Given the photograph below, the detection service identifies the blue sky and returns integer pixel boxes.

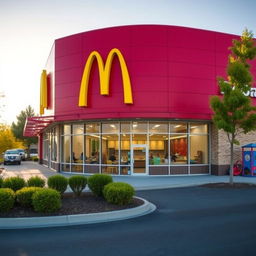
[1,0,256,123]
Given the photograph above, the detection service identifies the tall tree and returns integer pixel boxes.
[210,29,256,185]
[11,105,37,155]
[0,124,23,155]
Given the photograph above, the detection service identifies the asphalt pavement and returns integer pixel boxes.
[1,186,256,256]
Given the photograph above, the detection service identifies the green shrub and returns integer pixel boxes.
[16,187,43,207]
[103,182,135,205]
[0,188,15,212]
[69,175,87,196]
[0,177,3,188]
[3,177,26,191]
[27,176,45,188]
[32,188,61,213]
[88,174,113,197]
[47,175,68,194]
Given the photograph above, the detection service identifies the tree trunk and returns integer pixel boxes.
[229,135,234,185]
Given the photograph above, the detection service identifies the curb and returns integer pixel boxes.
[0,197,156,229]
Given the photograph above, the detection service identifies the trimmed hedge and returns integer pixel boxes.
[32,188,61,213]
[103,182,135,205]
[69,175,87,196]
[27,176,45,188]
[0,188,15,212]
[47,175,68,195]
[88,174,113,197]
[16,187,43,207]
[2,177,26,191]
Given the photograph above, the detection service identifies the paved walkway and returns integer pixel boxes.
[1,161,256,190]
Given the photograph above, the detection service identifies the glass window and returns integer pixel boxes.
[102,123,119,133]
[170,134,188,164]
[149,122,168,133]
[170,123,187,133]
[85,135,100,164]
[73,124,84,135]
[149,134,168,165]
[121,122,131,133]
[72,135,83,163]
[51,129,57,162]
[190,135,208,164]
[132,134,147,144]
[86,123,100,133]
[121,134,130,165]
[62,136,71,163]
[101,134,119,164]
[132,122,147,133]
[63,125,71,135]
[190,123,208,134]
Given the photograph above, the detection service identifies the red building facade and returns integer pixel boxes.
[24,25,256,176]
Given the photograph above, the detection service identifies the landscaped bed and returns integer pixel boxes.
[0,174,142,218]
[0,192,143,218]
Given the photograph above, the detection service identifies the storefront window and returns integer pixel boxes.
[102,123,119,133]
[73,124,84,135]
[86,123,100,133]
[170,123,187,133]
[170,134,188,164]
[72,135,83,163]
[62,135,71,163]
[190,135,208,164]
[63,125,71,135]
[57,121,209,175]
[132,122,147,133]
[101,134,119,164]
[149,122,168,133]
[85,135,100,164]
[121,122,131,133]
[121,134,130,165]
[149,134,168,165]
[190,123,208,134]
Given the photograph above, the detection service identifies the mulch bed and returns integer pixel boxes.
[200,182,256,189]
[0,192,143,218]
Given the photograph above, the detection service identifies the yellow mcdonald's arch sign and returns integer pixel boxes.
[78,48,133,107]
[40,70,48,115]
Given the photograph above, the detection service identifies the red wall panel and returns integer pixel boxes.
[45,25,256,122]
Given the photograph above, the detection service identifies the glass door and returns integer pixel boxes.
[131,144,148,175]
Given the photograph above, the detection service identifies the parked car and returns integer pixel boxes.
[13,148,26,161]
[4,149,21,165]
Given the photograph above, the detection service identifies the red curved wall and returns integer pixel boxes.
[53,25,256,121]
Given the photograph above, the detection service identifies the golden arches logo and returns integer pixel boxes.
[40,70,48,115]
[78,48,133,107]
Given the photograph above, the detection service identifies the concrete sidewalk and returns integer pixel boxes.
[2,161,256,190]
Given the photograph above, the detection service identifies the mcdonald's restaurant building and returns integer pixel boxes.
[24,25,256,176]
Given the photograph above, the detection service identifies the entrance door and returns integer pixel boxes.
[131,144,148,175]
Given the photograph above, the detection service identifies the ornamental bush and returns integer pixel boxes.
[69,175,87,196]
[32,188,61,213]
[47,175,68,195]
[2,177,26,191]
[0,188,15,212]
[103,182,135,205]
[88,174,113,197]
[0,178,3,188]
[27,176,45,188]
[16,187,43,207]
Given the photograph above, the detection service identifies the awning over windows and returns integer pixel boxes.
[23,116,54,137]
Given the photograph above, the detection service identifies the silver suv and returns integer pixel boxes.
[4,150,21,165]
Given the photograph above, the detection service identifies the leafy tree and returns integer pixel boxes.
[210,29,256,185]
[11,105,37,156]
[0,124,23,155]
